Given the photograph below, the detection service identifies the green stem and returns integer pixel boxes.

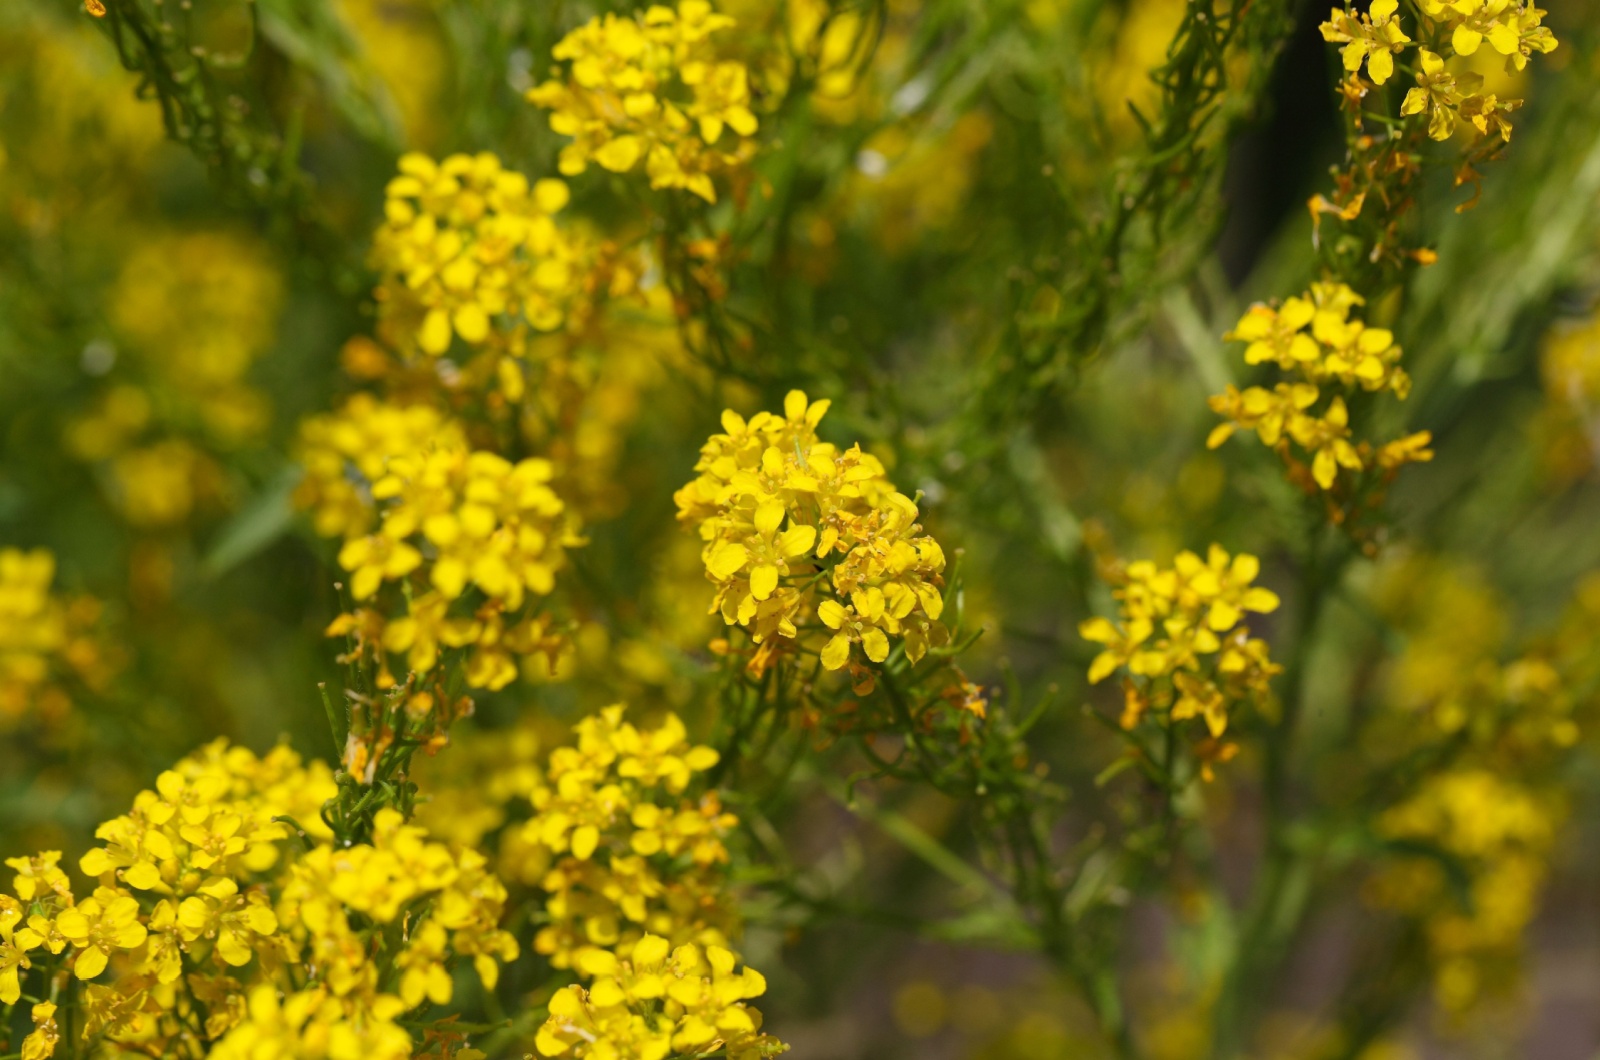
[1210,532,1355,1057]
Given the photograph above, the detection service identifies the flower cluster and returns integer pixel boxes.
[1416,0,1557,72]
[675,391,955,695]
[1321,0,1555,91]
[505,707,784,1060]
[536,936,779,1060]
[297,395,582,693]
[1368,769,1560,1014]
[1311,0,1558,259]
[413,706,784,1060]
[1208,282,1434,491]
[295,393,466,540]
[0,548,115,727]
[372,152,590,358]
[519,706,740,968]
[1320,0,1410,85]
[1304,0,1570,337]
[64,230,283,530]
[527,0,760,203]
[1400,49,1520,143]
[0,740,517,1059]
[105,231,284,446]
[1080,545,1281,775]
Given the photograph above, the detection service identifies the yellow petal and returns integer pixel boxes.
[594,135,644,172]
[634,933,670,967]
[780,524,816,558]
[783,390,808,420]
[74,946,108,981]
[452,303,490,344]
[419,308,452,355]
[706,542,749,580]
[861,627,890,663]
[820,633,852,670]
[1087,651,1120,684]
[1313,448,1338,489]
[1487,21,1517,54]
[1240,587,1277,613]
[754,501,785,538]
[750,564,779,601]
[1367,49,1394,84]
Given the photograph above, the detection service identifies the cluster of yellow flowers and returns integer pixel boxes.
[372,152,591,358]
[1352,552,1592,1015]
[414,706,786,1060]
[1320,0,1556,161]
[1320,0,1412,85]
[675,391,954,695]
[0,548,114,727]
[295,394,464,540]
[536,936,776,1060]
[521,707,739,968]
[0,740,516,1059]
[64,231,283,530]
[527,0,760,203]
[1079,545,1281,774]
[1370,553,1581,752]
[526,710,782,1060]
[1535,313,1600,484]
[1208,282,1435,491]
[1368,769,1560,1014]
[297,394,583,693]
[106,232,284,445]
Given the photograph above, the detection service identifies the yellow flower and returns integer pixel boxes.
[381,591,480,675]
[612,713,720,794]
[1289,396,1365,489]
[818,591,893,669]
[517,707,745,972]
[0,896,44,1005]
[175,885,278,967]
[107,229,283,446]
[55,889,148,980]
[0,548,114,725]
[397,919,454,1008]
[1458,92,1520,142]
[535,937,778,1060]
[338,532,424,600]
[1401,49,1480,141]
[1320,0,1410,85]
[295,395,465,540]
[1375,431,1436,471]
[1206,382,1320,451]
[21,1001,58,1060]
[1226,296,1319,368]
[6,851,71,902]
[208,985,414,1060]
